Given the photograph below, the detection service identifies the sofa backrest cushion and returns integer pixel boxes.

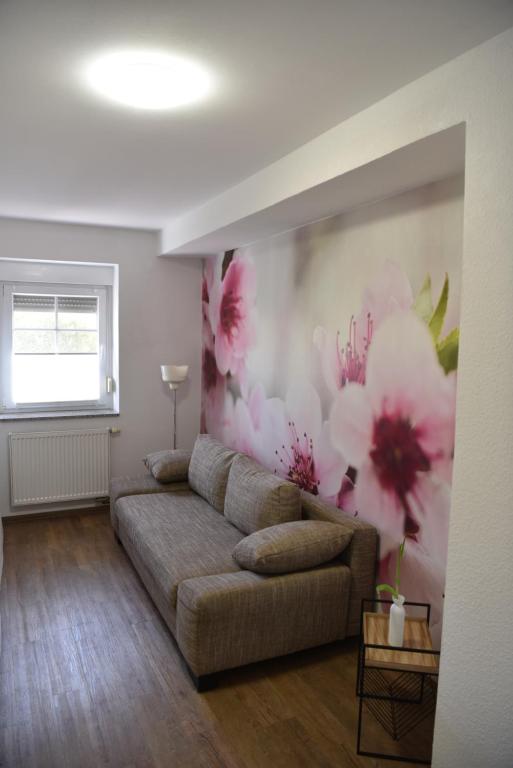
[188,435,237,513]
[224,454,301,534]
[232,520,353,574]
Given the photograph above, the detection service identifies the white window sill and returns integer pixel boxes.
[0,409,120,422]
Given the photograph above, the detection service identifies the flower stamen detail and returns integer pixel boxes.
[275,420,319,495]
[337,313,373,386]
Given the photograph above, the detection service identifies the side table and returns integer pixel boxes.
[356,599,440,764]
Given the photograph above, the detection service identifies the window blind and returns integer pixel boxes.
[57,296,98,313]
[13,294,98,313]
[13,294,55,311]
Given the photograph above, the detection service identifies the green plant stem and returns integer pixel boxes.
[376,538,407,601]
[395,537,406,594]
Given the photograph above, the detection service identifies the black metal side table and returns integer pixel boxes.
[356,599,440,764]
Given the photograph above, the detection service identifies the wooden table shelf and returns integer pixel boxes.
[363,612,440,674]
[356,599,440,765]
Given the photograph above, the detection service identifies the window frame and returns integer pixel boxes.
[0,280,115,415]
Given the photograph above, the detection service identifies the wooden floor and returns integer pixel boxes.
[0,511,429,768]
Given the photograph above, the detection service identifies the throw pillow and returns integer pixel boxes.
[143,448,192,483]
[233,520,352,574]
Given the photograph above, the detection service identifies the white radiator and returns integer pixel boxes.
[9,428,111,506]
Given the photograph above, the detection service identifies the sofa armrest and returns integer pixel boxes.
[300,491,378,635]
[176,565,350,676]
[109,474,190,532]
[110,473,190,505]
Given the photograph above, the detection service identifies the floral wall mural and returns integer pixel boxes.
[201,176,463,646]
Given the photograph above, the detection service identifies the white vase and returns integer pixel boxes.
[388,595,405,647]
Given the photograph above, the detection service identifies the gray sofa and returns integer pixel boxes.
[110,435,377,689]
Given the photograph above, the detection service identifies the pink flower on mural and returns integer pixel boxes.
[335,472,358,516]
[209,252,257,376]
[262,383,347,497]
[314,314,372,394]
[233,382,266,461]
[202,258,217,327]
[204,388,236,447]
[201,324,227,432]
[356,259,413,333]
[330,312,455,556]
[314,260,413,395]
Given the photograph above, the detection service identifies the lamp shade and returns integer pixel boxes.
[160,364,189,386]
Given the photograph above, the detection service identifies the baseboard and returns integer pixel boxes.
[2,504,109,523]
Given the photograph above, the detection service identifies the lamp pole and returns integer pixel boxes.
[160,365,189,451]
[172,386,177,450]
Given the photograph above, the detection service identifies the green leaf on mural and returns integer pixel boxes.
[413,274,433,323]
[428,273,449,342]
[437,327,459,373]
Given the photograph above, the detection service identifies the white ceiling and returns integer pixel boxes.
[1,0,512,231]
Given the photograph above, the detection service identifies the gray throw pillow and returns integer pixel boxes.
[224,454,301,535]
[233,520,352,574]
[143,449,192,483]
[188,434,238,513]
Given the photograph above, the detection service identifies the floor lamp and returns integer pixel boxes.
[160,364,189,449]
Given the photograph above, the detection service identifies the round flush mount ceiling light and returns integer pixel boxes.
[83,49,213,111]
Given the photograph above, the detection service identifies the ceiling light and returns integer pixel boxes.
[83,50,212,111]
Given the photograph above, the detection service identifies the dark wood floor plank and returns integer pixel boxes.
[0,511,426,767]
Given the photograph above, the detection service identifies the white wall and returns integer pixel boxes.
[0,217,202,517]
[162,28,513,768]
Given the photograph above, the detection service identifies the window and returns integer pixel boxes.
[0,262,117,416]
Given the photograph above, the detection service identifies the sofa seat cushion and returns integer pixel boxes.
[224,454,301,535]
[233,520,353,574]
[176,564,351,676]
[116,491,245,609]
[188,435,237,513]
